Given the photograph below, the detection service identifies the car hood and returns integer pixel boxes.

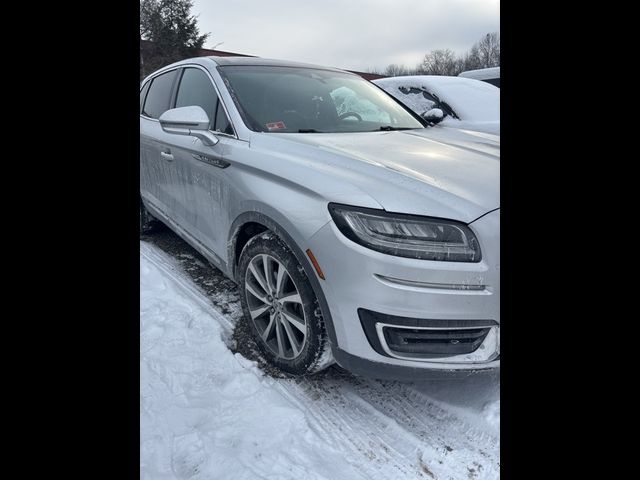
[249,128,499,223]
[440,118,500,135]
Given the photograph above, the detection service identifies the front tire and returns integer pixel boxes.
[238,231,332,375]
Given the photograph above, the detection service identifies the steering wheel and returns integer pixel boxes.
[278,110,309,130]
[339,112,363,122]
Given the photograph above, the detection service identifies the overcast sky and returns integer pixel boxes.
[191,0,499,72]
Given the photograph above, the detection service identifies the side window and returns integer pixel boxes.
[142,70,178,119]
[175,68,218,129]
[139,81,150,113]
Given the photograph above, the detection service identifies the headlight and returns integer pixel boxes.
[328,203,481,262]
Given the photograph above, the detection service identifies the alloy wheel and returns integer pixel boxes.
[244,254,307,359]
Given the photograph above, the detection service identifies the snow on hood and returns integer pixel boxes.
[374,75,499,124]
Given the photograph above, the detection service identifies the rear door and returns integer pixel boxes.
[140,68,182,221]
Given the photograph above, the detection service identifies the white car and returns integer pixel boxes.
[374,75,500,135]
[459,66,500,87]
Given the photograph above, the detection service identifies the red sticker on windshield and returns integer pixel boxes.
[266,121,286,131]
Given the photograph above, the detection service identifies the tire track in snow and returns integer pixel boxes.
[275,379,426,480]
[141,238,499,479]
[342,379,499,477]
[279,374,498,479]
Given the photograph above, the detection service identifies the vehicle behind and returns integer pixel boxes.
[458,66,500,87]
[374,75,500,135]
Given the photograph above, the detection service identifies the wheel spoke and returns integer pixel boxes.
[262,313,276,341]
[279,292,302,305]
[248,261,269,295]
[275,265,287,296]
[262,254,275,293]
[281,310,306,334]
[275,317,285,357]
[281,316,301,356]
[246,282,269,304]
[249,304,270,320]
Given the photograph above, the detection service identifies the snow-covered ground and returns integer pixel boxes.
[141,238,500,479]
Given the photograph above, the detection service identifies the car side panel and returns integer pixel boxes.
[221,140,331,262]
[140,118,179,217]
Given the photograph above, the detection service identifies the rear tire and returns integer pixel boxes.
[238,231,333,375]
[140,197,160,235]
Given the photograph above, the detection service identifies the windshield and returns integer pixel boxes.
[218,66,425,133]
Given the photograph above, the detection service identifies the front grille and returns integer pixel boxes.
[382,326,490,355]
[358,308,498,360]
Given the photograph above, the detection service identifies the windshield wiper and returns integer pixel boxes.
[298,129,324,133]
[377,126,415,131]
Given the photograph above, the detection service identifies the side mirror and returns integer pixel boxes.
[421,108,445,124]
[159,106,219,146]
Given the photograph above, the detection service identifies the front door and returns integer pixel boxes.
[168,67,237,261]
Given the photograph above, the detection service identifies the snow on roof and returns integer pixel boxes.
[458,67,500,80]
[374,75,499,123]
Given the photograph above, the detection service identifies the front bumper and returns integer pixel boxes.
[307,208,500,376]
[333,348,500,381]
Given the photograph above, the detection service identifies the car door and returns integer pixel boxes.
[167,66,236,261]
[140,68,184,221]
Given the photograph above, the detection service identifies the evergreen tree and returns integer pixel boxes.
[140,0,210,80]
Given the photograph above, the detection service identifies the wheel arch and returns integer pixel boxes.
[228,210,339,349]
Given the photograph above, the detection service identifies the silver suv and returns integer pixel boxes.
[140,56,500,378]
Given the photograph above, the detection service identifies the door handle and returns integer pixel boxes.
[160,149,174,162]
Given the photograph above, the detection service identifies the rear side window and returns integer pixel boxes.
[142,70,178,119]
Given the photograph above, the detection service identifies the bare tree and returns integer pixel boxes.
[474,32,500,68]
[418,49,460,76]
[461,45,483,71]
[366,31,500,77]
[384,63,410,77]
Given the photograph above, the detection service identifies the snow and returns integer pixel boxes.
[141,246,358,479]
[141,241,500,479]
[374,76,500,135]
[459,67,500,81]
